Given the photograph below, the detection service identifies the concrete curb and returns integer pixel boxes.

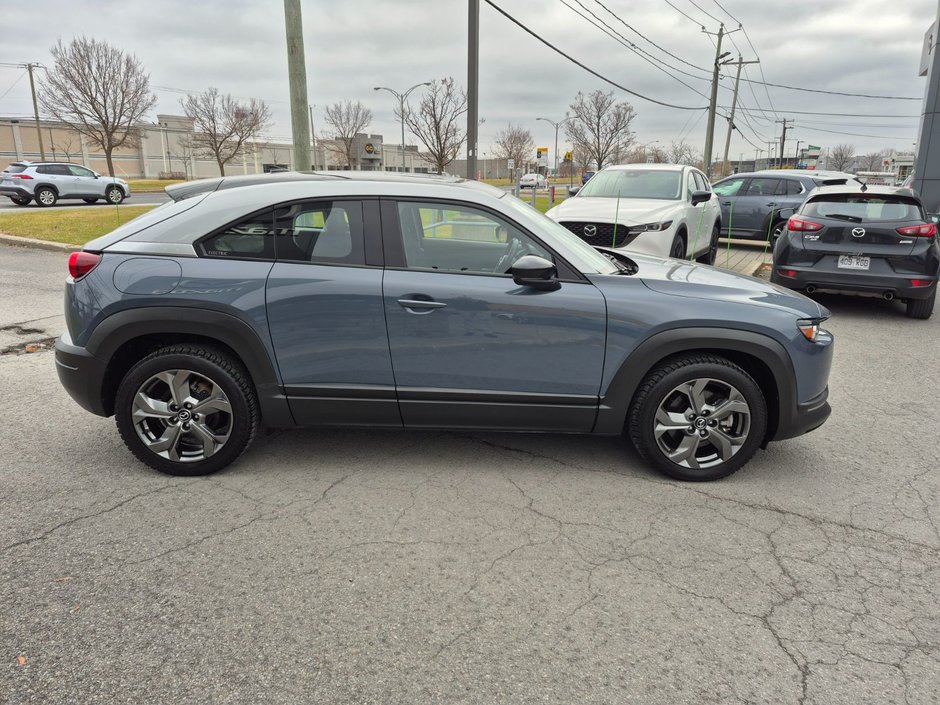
[0,233,80,253]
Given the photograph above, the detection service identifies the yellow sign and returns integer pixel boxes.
[564,151,573,162]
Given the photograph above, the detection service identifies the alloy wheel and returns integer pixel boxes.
[653,378,751,469]
[131,369,233,462]
[107,188,122,203]
[38,190,55,205]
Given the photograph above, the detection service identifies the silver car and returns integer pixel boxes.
[0,161,130,207]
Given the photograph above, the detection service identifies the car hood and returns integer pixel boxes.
[626,252,828,319]
[547,196,679,224]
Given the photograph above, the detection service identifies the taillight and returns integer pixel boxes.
[778,269,797,278]
[9,173,33,180]
[787,217,823,232]
[68,251,101,279]
[896,223,937,237]
[911,279,933,287]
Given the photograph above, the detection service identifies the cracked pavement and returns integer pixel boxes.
[1,244,938,704]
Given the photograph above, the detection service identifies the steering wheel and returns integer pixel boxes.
[494,235,525,274]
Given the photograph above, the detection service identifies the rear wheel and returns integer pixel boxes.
[906,288,936,319]
[115,345,259,476]
[770,221,786,248]
[669,233,686,259]
[10,195,30,206]
[628,354,768,481]
[105,186,124,204]
[696,222,720,265]
[35,187,57,207]
[82,197,98,204]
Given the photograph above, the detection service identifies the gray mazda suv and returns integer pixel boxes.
[54,172,834,481]
[1,161,130,206]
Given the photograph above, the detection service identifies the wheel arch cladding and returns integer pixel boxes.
[88,307,294,427]
[594,327,791,444]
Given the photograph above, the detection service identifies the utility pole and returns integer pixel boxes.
[308,105,318,170]
[283,0,311,170]
[776,118,793,169]
[702,24,740,176]
[24,63,45,161]
[720,56,759,178]
[467,0,480,179]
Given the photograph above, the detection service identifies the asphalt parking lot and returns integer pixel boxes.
[2,243,938,704]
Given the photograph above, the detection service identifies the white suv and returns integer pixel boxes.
[546,164,721,263]
[1,161,130,207]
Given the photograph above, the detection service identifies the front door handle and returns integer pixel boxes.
[722,201,732,206]
[397,298,447,314]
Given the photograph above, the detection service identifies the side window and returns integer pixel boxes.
[686,171,696,199]
[36,165,55,175]
[713,177,746,196]
[785,179,803,196]
[743,178,781,197]
[273,201,364,265]
[396,201,552,276]
[68,165,95,178]
[199,209,275,260]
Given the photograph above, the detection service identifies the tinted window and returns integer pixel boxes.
[804,195,924,222]
[742,178,781,197]
[199,209,275,260]
[783,179,803,196]
[273,201,364,265]
[579,169,682,199]
[68,165,95,177]
[397,201,551,276]
[4,164,27,173]
[712,177,746,196]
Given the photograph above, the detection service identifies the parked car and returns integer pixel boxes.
[546,164,722,263]
[772,183,938,319]
[712,170,858,245]
[0,161,130,207]
[582,171,596,185]
[519,172,547,189]
[55,172,833,482]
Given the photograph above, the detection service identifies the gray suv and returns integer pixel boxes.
[1,161,130,207]
[54,172,834,482]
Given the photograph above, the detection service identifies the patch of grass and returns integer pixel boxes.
[127,179,185,191]
[0,206,157,245]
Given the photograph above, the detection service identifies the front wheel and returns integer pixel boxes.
[906,288,936,319]
[696,223,720,265]
[114,345,259,476]
[628,354,768,481]
[105,186,124,204]
[669,234,685,259]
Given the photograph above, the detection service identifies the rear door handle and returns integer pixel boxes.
[397,298,447,314]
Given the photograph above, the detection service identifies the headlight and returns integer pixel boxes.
[633,220,673,232]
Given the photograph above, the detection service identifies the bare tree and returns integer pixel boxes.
[828,143,856,172]
[492,123,535,174]
[564,90,636,170]
[858,150,887,172]
[624,143,668,164]
[181,88,271,175]
[323,100,372,169]
[170,134,196,179]
[49,130,81,163]
[39,37,156,176]
[399,77,467,174]
[668,139,699,166]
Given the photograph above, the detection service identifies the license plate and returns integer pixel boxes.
[1,179,10,185]
[838,255,870,270]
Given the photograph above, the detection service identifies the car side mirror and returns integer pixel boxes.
[568,186,580,196]
[511,255,560,291]
[93,172,99,179]
[690,190,711,206]
[929,213,940,225]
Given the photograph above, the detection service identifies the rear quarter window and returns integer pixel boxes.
[4,164,27,173]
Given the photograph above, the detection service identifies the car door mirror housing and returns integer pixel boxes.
[691,190,711,206]
[568,186,580,196]
[511,255,560,291]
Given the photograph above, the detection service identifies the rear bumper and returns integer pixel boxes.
[0,186,31,199]
[55,334,109,417]
[772,386,831,442]
[772,267,937,300]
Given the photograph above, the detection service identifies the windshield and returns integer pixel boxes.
[578,169,682,200]
[499,193,619,274]
[804,195,923,222]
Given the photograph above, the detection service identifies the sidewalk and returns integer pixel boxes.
[717,239,772,277]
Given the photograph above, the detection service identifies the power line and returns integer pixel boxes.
[663,0,704,27]
[483,0,706,110]
[686,0,723,25]
[802,125,916,140]
[0,70,26,102]
[559,0,710,96]
[734,106,919,119]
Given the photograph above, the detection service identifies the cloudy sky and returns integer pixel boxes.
[1,0,934,163]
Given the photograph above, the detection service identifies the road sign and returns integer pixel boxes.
[564,151,573,162]
[536,147,548,167]
[507,158,515,170]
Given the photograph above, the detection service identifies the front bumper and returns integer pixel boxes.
[771,267,937,300]
[772,386,831,442]
[55,334,109,417]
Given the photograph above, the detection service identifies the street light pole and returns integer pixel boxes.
[374,82,431,173]
[536,115,571,179]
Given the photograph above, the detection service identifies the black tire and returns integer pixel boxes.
[34,186,57,207]
[770,221,786,249]
[115,345,259,476]
[906,288,936,319]
[82,198,98,204]
[627,354,768,481]
[10,195,31,206]
[105,186,124,204]
[669,232,686,259]
[696,222,720,265]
